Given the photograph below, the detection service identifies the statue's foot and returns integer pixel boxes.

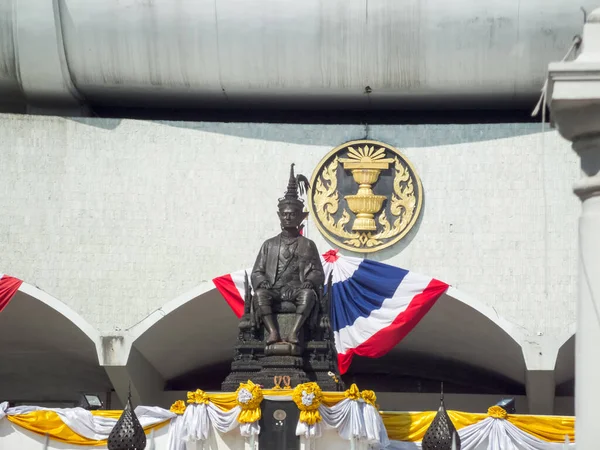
[266,332,281,345]
[287,334,300,345]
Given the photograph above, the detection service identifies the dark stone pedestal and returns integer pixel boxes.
[221,273,343,392]
[259,400,300,450]
[221,338,341,391]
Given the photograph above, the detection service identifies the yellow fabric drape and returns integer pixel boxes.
[508,414,575,443]
[201,389,348,411]
[380,410,575,443]
[7,410,168,446]
[4,394,576,446]
[381,410,481,442]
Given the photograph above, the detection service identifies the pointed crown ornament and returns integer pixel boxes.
[422,384,461,450]
[278,163,310,211]
[107,389,146,450]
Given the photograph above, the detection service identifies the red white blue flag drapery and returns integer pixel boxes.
[212,250,448,374]
[0,274,23,313]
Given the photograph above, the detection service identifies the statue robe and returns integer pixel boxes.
[250,234,324,330]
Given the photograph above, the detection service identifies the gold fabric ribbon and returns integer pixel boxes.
[6,410,168,447]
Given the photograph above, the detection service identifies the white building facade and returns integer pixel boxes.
[0,115,578,415]
[0,0,591,420]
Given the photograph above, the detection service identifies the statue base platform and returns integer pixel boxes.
[265,342,302,356]
[222,338,342,391]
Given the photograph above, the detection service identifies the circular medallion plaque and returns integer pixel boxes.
[273,409,287,421]
[308,140,423,253]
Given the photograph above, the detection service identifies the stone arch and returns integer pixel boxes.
[127,276,529,398]
[0,282,110,406]
[346,286,528,400]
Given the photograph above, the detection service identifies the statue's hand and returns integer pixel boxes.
[301,281,314,290]
[258,280,272,290]
[281,286,295,301]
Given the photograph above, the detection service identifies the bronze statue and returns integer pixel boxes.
[221,163,342,391]
[251,164,325,348]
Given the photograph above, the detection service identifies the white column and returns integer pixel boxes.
[548,9,600,448]
[573,136,600,444]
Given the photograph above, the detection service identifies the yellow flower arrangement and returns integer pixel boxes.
[235,380,264,423]
[187,388,210,405]
[170,400,187,415]
[360,389,377,407]
[292,382,324,425]
[344,383,361,401]
[487,405,508,420]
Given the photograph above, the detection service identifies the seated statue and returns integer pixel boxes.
[222,164,341,391]
[250,164,325,350]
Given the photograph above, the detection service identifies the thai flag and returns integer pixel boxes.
[0,274,23,313]
[212,250,448,374]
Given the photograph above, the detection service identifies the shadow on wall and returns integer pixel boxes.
[66,116,543,148]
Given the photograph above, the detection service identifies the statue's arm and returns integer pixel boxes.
[251,242,269,289]
[305,241,325,287]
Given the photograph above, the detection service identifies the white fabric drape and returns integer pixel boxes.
[0,403,175,442]
[386,417,575,450]
[0,402,7,421]
[179,403,253,443]
[294,398,389,448]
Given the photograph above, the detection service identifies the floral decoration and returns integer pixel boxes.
[344,383,361,401]
[488,405,508,420]
[235,380,263,423]
[169,400,187,415]
[292,382,324,425]
[187,388,210,405]
[361,389,377,407]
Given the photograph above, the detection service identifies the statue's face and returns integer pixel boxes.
[278,205,305,229]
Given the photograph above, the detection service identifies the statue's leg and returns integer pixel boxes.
[288,289,316,344]
[255,289,280,345]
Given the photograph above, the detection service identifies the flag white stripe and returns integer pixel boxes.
[333,271,432,353]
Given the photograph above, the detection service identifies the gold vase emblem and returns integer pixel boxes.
[339,146,395,231]
[308,140,423,253]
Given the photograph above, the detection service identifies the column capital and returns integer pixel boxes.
[548,10,600,142]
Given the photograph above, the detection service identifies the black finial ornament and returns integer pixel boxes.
[278,163,310,210]
[107,389,146,450]
[422,383,461,450]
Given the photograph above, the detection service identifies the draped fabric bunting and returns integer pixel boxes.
[1,398,575,449]
[0,402,173,446]
[0,273,22,312]
[212,249,449,374]
[385,414,575,449]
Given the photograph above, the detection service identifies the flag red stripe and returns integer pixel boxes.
[0,275,23,313]
[336,278,448,374]
[212,275,245,318]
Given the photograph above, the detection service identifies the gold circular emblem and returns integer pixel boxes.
[308,140,423,253]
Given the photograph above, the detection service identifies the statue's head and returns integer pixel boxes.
[277,164,310,230]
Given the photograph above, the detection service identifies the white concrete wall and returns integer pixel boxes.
[0,113,578,340]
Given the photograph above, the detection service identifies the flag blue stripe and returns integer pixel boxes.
[330,259,409,332]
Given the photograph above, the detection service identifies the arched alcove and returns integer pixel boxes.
[0,283,111,406]
[130,278,527,402]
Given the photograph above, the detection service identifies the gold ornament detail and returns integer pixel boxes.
[310,140,422,253]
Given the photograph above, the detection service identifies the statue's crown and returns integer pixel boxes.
[278,163,309,210]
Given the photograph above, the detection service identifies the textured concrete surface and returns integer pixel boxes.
[0,114,578,341]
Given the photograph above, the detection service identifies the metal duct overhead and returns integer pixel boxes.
[0,0,591,113]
